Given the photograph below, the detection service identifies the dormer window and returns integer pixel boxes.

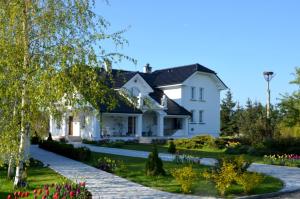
[191,87,196,100]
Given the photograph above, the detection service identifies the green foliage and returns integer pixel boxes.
[47,133,53,142]
[221,90,238,136]
[171,166,198,193]
[145,146,165,176]
[94,156,126,173]
[203,160,237,196]
[174,135,215,149]
[167,140,177,154]
[0,0,133,182]
[39,141,91,161]
[236,173,264,193]
[204,156,253,196]
[278,67,300,128]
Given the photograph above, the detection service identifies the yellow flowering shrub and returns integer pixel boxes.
[171,165,198,193]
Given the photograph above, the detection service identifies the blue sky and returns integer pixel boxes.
[95,0,300,105]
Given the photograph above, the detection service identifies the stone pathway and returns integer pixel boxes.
[30,145,215,199]
[74,143,300,194]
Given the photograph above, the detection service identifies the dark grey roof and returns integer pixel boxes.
[149,63,216,87]
[91,63,224,115]
[149,89,191,116]
[98,95,142,114]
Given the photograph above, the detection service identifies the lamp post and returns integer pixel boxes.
[263,71,274,119]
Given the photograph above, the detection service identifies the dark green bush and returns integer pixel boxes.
[39,140,91,161]
[145,146,165,176]
[167,140,176,154]
[47,132,53,142]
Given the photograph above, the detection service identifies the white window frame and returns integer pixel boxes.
[191,87,196,100]
[199,110,204,123]
[199,87,204,101]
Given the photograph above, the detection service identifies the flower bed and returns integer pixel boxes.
[263,154,300,167]
[6,182,91,199]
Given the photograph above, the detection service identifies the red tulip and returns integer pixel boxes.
[42,195,47,199]
[7,194,11,199]
[45,189,49,196]
[69,191,75,198]
[25,192,30,197]
[33,189,37,194]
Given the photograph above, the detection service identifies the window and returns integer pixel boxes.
[56,119,61,129]
[199,110,204,123]
[190,110,195,123]
[191,87,196,100]
[199,87,204,101]
[80,115,86,129]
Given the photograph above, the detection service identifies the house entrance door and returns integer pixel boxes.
[68,116,73,135]
[128,116,136,136]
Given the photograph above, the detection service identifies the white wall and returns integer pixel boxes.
[160,85,182,105]
[181,72,221,137]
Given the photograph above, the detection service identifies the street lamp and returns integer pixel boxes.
[263,71,274,119]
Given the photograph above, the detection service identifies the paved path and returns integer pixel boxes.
[30,145,215,199]
[74,143,300,194]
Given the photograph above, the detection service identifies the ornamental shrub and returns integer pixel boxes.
[167,140,176,154]
[145,146,165,176]
[236,172,264,193]
[203,160,237,196]
[171,166,198,193]
[173,135,216,149]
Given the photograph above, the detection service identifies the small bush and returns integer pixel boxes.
[236,172,264,193]
[47,132,53,142]
[167,140,176,154]
[145,146,165,176]
[94,157,126,173]
[203,160,237,196]
[204,156,253,196]
[171,166,198,193]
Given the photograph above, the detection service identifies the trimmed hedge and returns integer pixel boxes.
[39,141,91,161]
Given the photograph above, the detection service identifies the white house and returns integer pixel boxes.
[49,63,227,141]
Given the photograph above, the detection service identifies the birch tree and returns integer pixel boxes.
[0,0,131,187]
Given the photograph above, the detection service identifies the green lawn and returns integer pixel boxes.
[88,141,263,162]
[0,165,66,199]
[83,151,283,197]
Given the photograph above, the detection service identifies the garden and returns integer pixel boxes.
[38,139,283,197]
[0,159,90,199]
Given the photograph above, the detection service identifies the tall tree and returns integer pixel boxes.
[220,90,237,136]
[278,67,300,135]
[0,0,131,187]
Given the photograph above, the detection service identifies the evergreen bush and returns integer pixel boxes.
[145,146,165,176]
[167,140,176,154]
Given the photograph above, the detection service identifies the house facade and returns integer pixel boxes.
[49,63,227,141]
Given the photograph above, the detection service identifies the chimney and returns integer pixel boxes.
[103,59,112,72]
[143,63,152,73]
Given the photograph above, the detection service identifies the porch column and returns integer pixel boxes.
[62,113,67,137]
[157,113,164,137]
[92,114,100,140]
[183,117,189,136]
[136,114,142,137]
